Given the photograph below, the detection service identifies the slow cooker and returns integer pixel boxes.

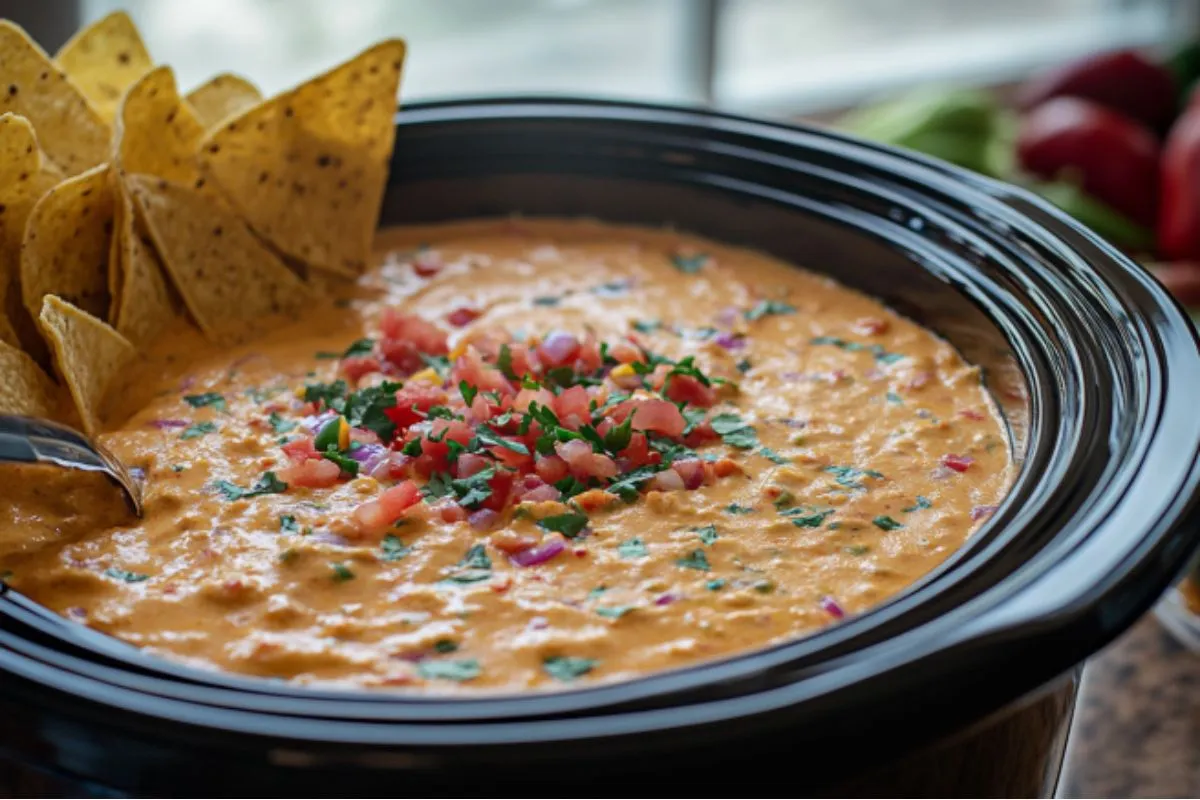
[2,98,1199,797]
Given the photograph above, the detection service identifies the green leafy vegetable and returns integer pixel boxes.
[343,381,402,442]
[759,447,789,465]
[532,295,561,306]
[279,514,300,533]
[596,605,634,619]
[618,537,648,558]
[824,465,884,490]
[183,392,226,412]
[886,391,903,405]
[744,300,796,321]
[538,511,590,538]
[381,534,412,562]
[706,578,727,591]
[725,503,754,515]
[180,421,217,440]
[460,544,492,570]
[419,659,481,682]
[342,338,375,358]
[873,515,904,531]
[608,465,661,502]
[496,344,518,380]
[693,524,718,545]
[671,253,708,274]
[268,412,297,434]
[215,471,288,501]
[433,639,458,653]
[632,319,661,334]
[710,412,758,449]
[459,380,478,407]
[419,353,452,379]
[676,549,711,571]
[104,567,149,583]
[303,380,349,412]
[450,467,496,508]
[543,655,598,682]
[475,427,529,455]
[903,496,933,512]
[603,414,634,452]
[779,506,833,528]
[736,358,752,374]
[330,562,355,582]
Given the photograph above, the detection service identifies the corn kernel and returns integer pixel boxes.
[611,363,635,379]
[337,417,350,450]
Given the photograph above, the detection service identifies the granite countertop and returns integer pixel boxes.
[1060,614,1200,797]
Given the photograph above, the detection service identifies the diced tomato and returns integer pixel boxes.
[535,455,570,483]
[556,439,619,480]
[852,317,889,336]
[380,309,449,354]
[341,355,381,382]
[378,339,425,376]
[447,307,482,327]
[630,399,686,438]
[712,457,741,477]
[517,477,560,503]
[491,530,538,555]
[574,489,617,511]
[943,453,974,473]
[384,385,447,433]
[683,420,720,448]
[618,432,655,468]
[480,468,516,512]
[456,452,491,478]
[278,458,341,488]
[508,344,537,379]
[451,347,514,396]
[514,386,556,412]
[608,340,641,363]
[281,436,319,464]
[664,374,716,408]
[958,409,985,421]
[489,444,534,472]
[554,386,590,427]
[352,481,420,535]
[537,331,581,368]
[574,332,602,374]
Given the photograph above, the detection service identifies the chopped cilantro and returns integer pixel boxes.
[618,537,648,559]
[693,524,718,545]
[401,438,423,457]
[377,533,411,563]
[440,572,492,585]
[330,562,355,582]
[104,568,149,583]
[603,414,634,452]
[418,659,481,682]
[215,471,288,501]
[873,515,904,531]
[279,514,300,533]
[706,578,727,590]
[268,412,296,434]
[450,467,496,508]
[596,606,634,619]
[342,338,375,358]
[592,280,630,297]
[532,295,561,306]
[665,355,711,388]
[759,447,789,465]
[710,412,758,449]
[725,503,754,515]
[903,496,933,512]
[844,544,871,556]
[554,476,587,498]
[343,381,402,441]
[459,544,492,571]
[681,407,706,436]
[475,427,529,455]
[778,506,833,528]
[244,385,283,403]
[183,392,226,412]
[744,300,796,321]
[543,655,597,681]
[459,380,478,407]
[671,253,708,274]
[825,465,884,490]
[810,336,904,364]
[425,405,459,420]
[180,421,216,440]
[496,344,518,380]
[433,639,458,654]
[886,391,903,405]
[608,465,661,502]
[421,472,453,501]
[419,353,452,379]
[538,511,589,538]
[586,585,608,600]
[303,380,349,412]
[632,319,661,334]
[676,549,711,571]
[170,464,186,473]
[736,358,752,374]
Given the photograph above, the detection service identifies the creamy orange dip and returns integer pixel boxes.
[0,219,1012,693]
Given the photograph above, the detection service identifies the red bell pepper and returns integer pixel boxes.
[1016,98,1159,228]
[1158,105,1200,260]
[1017,49,1177,133]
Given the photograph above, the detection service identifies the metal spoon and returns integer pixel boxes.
[0,415,143,517]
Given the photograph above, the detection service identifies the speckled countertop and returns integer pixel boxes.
[1060,614,1200,797]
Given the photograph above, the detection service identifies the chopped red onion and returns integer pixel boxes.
[302,410,337,433]
[655,592,680,606]
[148,419,190,430]
[509,536,566,567]
[970,505,998,521]
[715,306,739,327]
[820,595,846,619]
[713,332,746,350]
[468,509,499,531]
[520,484,561,503]
[348,443,386,469]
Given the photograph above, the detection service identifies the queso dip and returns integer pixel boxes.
[0,219,1013,692]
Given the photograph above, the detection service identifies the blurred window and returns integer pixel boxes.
[78,0,1193,115]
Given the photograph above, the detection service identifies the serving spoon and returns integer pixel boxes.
[0,415,144,517]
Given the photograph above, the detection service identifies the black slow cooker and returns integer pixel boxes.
[3,99,1199,797]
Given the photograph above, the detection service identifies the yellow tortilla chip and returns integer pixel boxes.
[0,114,61,354]
[114,66,205,188]
[186,73,262,131]
[54,11,153,123]
[199,39,406,276]
[126,173,310,343]
[0,338,56,417]
[105,170,125,322]
[0,21,109,176]
[37,295,134,435]
[112,183,180,346]
[21,163,114,322]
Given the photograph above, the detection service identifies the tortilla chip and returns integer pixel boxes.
[114,66,205,188]
[37,295,134,435]
[112,183,180,346]
[198,39,406,276]
[20,163,114,322]
[126,174,310,343]
[54,11,153,123]
[105,170,125,322]
[0,338,56,417]
[186,73,262,131]
[0,21,109,176]
[0,114,61,354]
